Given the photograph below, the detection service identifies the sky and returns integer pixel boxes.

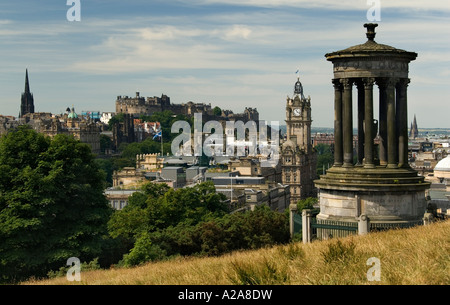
[0,0,449,128]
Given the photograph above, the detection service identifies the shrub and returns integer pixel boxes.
[121,232,167,267]
[321,240,357,264]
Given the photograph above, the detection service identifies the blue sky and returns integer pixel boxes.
[0,0,449,128]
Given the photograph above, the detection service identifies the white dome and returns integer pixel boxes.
[434,155,450,172]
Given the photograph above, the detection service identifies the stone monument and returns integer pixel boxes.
[314,23,430,225]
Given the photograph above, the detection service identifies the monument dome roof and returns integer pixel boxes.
[434,155,450,172]
[325,23,417,61]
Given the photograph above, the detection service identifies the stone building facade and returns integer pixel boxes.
[20,108,102,154]
[281,77,318,204]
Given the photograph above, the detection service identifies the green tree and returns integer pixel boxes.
[148,205,290,260]
[99,134,112,153]
[107,112,125,130]
[213,106,222,117]
[120,231,167,267]
[95,158,114,186]
[297,197,318,211]
[0,126,113,283]
[316,144,334,177]
[107,183,171,244]
[107,182,228,246]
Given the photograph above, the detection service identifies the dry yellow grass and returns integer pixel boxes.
[23,220,450,285]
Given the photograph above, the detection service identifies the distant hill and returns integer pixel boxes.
[279,125,334,136]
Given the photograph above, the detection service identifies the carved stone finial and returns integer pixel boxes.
[364,23,378,41]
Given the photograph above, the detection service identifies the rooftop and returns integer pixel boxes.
[325,23,417,61]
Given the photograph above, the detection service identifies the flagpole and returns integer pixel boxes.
[161,129,163,156]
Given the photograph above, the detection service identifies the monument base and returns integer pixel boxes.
[314,166,430,225]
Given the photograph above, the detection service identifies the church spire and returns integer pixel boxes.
[20,69,35,118]
[25,68,30,93]
[410,114,419,139]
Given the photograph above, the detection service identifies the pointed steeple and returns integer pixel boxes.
[20,69,35,118]
[410,114,419,139]
[25,69,30,93]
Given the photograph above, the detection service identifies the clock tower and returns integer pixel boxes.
[281,77,317,204]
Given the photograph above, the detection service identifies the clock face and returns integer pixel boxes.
[293,108,301,116]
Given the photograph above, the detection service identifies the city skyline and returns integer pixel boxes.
[0,1,449,128]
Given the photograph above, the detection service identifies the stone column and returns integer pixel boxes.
[356,81,365,166]
[377,79,388,166]
[364,78,375,168]
[386,78,398,168]
[302,209,312,244]
[341,78,353,168]
[358,214,370,235]
[333,79,343,167]
[396,78,410,168]
[289,203,298,239]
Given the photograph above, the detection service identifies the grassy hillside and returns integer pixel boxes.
[24,220,449,285]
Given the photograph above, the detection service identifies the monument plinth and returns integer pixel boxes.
[315,24,430,225]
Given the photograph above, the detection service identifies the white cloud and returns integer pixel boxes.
[224,25,252,40]
[0,2,449,128]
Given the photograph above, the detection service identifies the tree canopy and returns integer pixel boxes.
[0,126,113,283]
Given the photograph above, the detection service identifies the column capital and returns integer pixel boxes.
[386,78,398,89]
[397,78,411,88]
[332,79,343,90]
[376,77,399,89]
[340,78,353,89]
[363,77,375,89]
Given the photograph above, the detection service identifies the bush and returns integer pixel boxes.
[121,231,167,267]
[136,205,290,262]
[47,258,101,279]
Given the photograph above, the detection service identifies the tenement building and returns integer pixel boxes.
[315,23,430,226]
[20,107,102,154]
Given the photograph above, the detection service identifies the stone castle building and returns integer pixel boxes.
[113,91,260,149]
[281,77,318,204]
[115,92,259,123]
